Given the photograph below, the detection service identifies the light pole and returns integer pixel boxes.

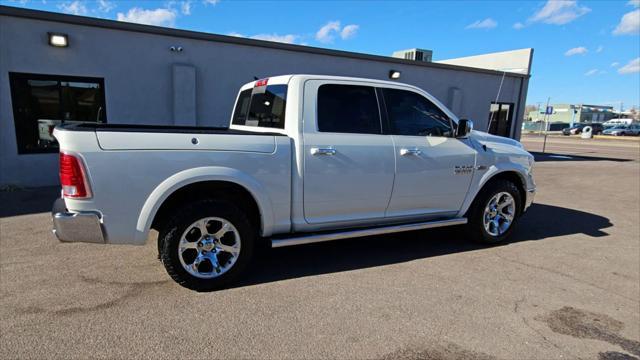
[542,97,551,153]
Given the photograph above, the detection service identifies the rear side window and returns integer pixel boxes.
[232,85,287,129]
[317,84,381,134]
[382,88,453,137]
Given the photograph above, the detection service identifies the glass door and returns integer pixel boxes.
[488,102,514,137]
[9,73,107,154]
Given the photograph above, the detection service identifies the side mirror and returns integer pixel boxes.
[457,119,473,138]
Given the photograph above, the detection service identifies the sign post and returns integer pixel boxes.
[542,98,551,153]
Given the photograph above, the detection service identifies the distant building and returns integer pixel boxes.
[527,104,617,124]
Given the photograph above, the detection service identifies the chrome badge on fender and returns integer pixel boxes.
[454,165,474,175]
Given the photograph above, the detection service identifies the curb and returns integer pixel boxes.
[522,134,640,142]
[593,135,640,141]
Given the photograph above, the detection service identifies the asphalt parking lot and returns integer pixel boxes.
[1,136,639,359]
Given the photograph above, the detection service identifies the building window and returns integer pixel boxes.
[488,102,513,137]
[9,72,107,154]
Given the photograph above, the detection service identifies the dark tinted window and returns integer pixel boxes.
[232,85,287,129]
[383,88,453,137]
[317,84,381,134]
[9,73,106,154]
[232,89,251,125]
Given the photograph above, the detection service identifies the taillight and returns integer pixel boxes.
[59,153,91,198]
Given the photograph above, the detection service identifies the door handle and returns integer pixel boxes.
[310,147,336,156]
[400,148,421,156]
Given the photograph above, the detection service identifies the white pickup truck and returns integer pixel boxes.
[52,75,535,291]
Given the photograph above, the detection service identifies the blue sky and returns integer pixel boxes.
[4,0,640,109]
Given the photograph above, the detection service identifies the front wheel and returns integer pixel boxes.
[466,180,522,244]
[158,199,256,291]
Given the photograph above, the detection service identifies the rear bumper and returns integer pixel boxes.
[52,198,105,244]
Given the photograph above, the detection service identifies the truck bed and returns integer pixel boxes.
[58,123,285,152]
[53,122,293,244]
[59,123,286,136]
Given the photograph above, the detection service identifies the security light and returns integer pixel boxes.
[389,70,401,80]
[48,33,68,47]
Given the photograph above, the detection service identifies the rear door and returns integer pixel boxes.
[381,87,477,218]
[302,80,395,224]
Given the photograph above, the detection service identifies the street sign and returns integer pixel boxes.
[545,106,554,115]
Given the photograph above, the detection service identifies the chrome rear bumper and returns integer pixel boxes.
[52,198,105,244]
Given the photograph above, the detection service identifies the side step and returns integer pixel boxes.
[271,217,467,248]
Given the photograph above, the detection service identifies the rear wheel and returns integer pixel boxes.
[466,179,521,244]
[159,199,256,291]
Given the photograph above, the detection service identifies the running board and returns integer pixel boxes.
[271,218,467,248]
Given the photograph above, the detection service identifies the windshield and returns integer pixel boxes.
[232,85,287,129]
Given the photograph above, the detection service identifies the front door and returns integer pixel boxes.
[302,81,395,224]
[381,88,477,218]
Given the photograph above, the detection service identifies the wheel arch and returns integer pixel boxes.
[134,167,274,244]
[487,171,527,214]
[460,167,528,217]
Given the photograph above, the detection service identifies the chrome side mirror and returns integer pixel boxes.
[457,119,473,138]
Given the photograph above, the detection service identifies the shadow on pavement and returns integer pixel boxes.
[1,187,614,289]
[532,152,633,163]
[238,203,613,288]
[0,186,59,218]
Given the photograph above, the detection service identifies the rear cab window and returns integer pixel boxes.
[232,81,287,129]
[316,84,382,134]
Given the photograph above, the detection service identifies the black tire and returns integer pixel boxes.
[158,199,256,291]
[465,179,522,244]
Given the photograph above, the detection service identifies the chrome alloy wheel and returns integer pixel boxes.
[178,217,241,279]
[483,192,516,237]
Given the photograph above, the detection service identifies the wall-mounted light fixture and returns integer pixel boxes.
[389,70,401,80]
[48,32,69,47]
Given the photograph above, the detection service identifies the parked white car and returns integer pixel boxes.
[52,75,536,291]
[604,118,634,126]
[603,124,640,136]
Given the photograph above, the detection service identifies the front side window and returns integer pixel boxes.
[317,84,381,134]
[231,85,287,129]
[382,88,453,137]
[9,73,107,154]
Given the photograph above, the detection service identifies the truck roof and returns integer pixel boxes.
[239,74,423,92]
